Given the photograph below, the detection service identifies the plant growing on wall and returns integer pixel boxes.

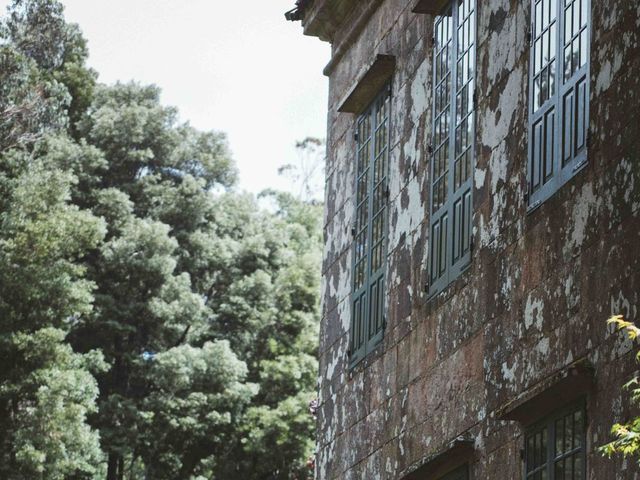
[601,315,640,461]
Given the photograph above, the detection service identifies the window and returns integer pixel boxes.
[350,85,390,365]
[528,0,590,210]
[441,465,468,480]
[525,403,586,480]
[429,0,476,296]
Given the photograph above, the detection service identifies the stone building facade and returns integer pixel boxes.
[295,0,640,479]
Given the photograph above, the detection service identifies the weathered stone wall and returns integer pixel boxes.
[315,0,640,479]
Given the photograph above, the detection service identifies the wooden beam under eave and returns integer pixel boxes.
[412,0,449,15]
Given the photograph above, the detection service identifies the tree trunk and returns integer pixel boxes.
[117,456,124,480]
[107,454,119,480]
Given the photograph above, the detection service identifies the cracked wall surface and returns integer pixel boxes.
[313,0,640,478]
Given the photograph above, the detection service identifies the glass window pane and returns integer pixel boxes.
[554,458,566,479]
[536,1,543,35]
[580,28,588,67]
[564,45,572,81]
[555,417,565,455]
[565,4,572,43]
[549,23,557,61]
[550,0,557,22]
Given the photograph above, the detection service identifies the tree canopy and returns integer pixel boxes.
[0,1,321,479]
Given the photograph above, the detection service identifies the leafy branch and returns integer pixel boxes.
[600,315,640,461]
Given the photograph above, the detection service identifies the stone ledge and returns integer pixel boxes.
[337,54,395,114]
[401,436,474,480]
[412,0,450,15]
[497,358,595,426]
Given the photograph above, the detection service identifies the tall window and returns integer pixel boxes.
[350,85,390,365]
[525,403,586,480]
[528,0,590,209]
[429,0,476,296]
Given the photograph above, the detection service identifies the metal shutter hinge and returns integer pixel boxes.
[354,131,359,142]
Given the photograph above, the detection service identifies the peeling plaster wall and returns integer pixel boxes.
[316,0,640,479]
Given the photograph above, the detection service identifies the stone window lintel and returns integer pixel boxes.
[413,0,450,15]
[497,358,595,427]
[401,435,474,480]
[337,54,395,114]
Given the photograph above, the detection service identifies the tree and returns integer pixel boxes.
[203,191,322,480]
[0,4,108,476]
[0,2,323,478]
[0,143,107,478]
[601,316,640,462]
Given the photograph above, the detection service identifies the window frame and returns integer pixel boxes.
[524,400,587,480]
[428,0,477,297]
[527,0,591,211]
[349,83,391,367]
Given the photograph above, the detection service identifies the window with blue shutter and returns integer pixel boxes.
[528,0,590,210]
[350,85,390,366]
[429,0,476,297]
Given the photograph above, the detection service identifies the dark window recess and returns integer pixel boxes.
[441,465,468,480]
[350,85,390,366]
[428,0,476,296]
[525,403,587,480]
[528,0,590,210]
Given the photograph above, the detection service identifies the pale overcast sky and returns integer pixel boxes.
[0,0,330,194]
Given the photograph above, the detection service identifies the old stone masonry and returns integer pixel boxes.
[291,0,640,479]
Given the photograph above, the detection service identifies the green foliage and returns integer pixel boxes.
[138,341,258,479]
[3,328,107,480]
[0,1,322,479]
[601,316,640,462]
[0,110,107,480]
